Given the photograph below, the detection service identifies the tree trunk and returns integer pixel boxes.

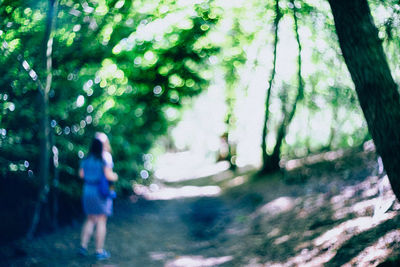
[261,0,281,170]
[326,108,337,150]
[51,132,59,229]
[263,122,284,172]
[225,87,237,170]
[328,0,400,200]
[27,0,58,239]
[261,1,303,173]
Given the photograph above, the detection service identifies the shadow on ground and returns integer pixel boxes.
[3,150,400,266]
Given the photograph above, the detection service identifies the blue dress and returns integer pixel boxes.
[81,155,113,216]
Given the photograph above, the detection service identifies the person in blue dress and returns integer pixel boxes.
[78,136,118,260]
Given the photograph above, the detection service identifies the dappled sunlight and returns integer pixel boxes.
[333,194,395,221]
[296,194,326,219]
[274,234,291,245]
[373,195,397,220]
[165,255,233,267]
[314,214,396,249]
[283,149,345,171]
[265,214,398,267]
[343,229,400,266]
[332,196,376,220]
[331,175,397,220]
[265,248,332,267]
[149,251,172,261]
[226,175,248,188]
[267,228,281,238]
[250,156,400,267]
[134,184,221,200]
[256,196,297,216]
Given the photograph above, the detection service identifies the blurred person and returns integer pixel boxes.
[95,132,117,197]
[78,135,118,260]
[95,132,113,173]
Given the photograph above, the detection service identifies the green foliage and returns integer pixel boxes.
[1,0,399,196]
[0,0,219,195]
[368,0,400,82]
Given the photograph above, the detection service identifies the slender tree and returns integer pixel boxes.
[27,0,58,239]
[223,90,237,170]
[261,1,304,173]
[222,20,241,170]
[261,0,281,172]
[328,0,400,200]
[50,133,60,229]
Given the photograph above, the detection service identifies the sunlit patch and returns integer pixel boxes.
[155,152,230,182]
[362,186,379,198]
[288,249,335,267]
[283,149,345,171]
[353,199,377,216]
[293,195,324,218]
[314,213,396,249]
[268,228,281,238]
[373,196,396,221]
[149,251,173,261]
[165,255,233,267]
[226,175,247,187]
[331,175,396,220]
[134,184,221,200]
[274,234,290,245]
[295,241,311,252]
[267,212,398,266]
[257,196,296,216]
[333,198,376,220]
[344,229,400,266]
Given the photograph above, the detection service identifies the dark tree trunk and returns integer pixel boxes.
[326,109,337,150]
[263,123,284,172]
[261,0,281,171]
[225,89,237,170]
[50,132,59,229]
[328,0,400,200]
[261,1,303,173]
[27,0,58,239]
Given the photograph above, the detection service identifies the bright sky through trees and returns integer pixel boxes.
[160,0,371,171]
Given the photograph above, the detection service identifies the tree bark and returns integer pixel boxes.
[328,0,400,200]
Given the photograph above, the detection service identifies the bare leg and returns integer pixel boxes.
[95,215,107,253]
[81,215,96,249]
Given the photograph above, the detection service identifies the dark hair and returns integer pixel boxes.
[89,138,103,160]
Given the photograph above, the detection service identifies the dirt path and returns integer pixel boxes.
[5,192,241,266]
[4,150,400,266]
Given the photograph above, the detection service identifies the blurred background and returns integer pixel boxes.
[1,0,400,245]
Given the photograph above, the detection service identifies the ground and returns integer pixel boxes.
[3,148,400,266]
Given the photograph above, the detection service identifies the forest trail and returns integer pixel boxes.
[4,149,400,267]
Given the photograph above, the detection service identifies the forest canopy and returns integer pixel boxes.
[0,0,220,192]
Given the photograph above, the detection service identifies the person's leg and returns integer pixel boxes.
[81,215,96,249]
[95,215,107,253]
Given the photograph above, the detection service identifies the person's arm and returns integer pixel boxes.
[79,168,84,179]
[102,151,117,182]
[104,167,118,182]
